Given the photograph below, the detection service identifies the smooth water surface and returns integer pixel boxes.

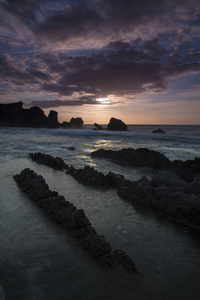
[0,125,200,299]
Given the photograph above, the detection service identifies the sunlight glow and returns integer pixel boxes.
[96,97,110,104]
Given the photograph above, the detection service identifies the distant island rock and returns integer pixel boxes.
[107,117,128,131]
[93,123,105,130]
[152,128,166,133]
[0,101,84,129]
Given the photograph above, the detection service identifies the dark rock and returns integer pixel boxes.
[91,148,200,182]
[106,171,131,188]
[60,121,70,128]
[0,101,48,127]
[152,128,166,133]
[91,148,170,169]
[47,110,60,128]
[13,168,138,272]
[28,152,200,232]
[118,176,155,207]
[150,171,187,191]
[29,152,68,170]
[0,101,85,129]
[93,123,105,130]
[69,117,84,129]
[107,117,127,131]
[67,147,75,151]
[118,173,200,232]
[60,117,84,129]
[170,157,200,182]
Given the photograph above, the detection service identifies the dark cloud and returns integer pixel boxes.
[0,0,200,109]
[0,54,51,87]
[32,3,103,42]
[29,97,99,108]
[35,40,199,99]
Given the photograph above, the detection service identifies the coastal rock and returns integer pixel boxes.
[0,101,48,127]
[170,157,200,182]
[152,128,166,133]
[29,152,68,170]
[0,101,85,129]
[61,117,84,129]
[47,110,60,129]
[150,171,187,191]
[118,174,200,231]
[118,176,155,207]
[91,148,170,169]
[29,152,131,189]
[13,168,138,272]
[91,148,200,182]
[69,117,84,129]
[93,123,105,130]
[107,117,128,131]
[69,166,110,188]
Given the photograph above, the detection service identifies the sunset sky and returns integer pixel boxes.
[0,0,200,124]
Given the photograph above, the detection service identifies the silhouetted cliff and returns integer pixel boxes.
[0,101,84,129]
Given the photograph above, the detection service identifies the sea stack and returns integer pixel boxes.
[107,117,128,131]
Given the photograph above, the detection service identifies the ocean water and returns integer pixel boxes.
[0,125,200,300]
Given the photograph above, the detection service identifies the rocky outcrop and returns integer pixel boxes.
[0,101,48,127]
[29,153,131,188]
[29,152,68,170]
[118,172,200,232]
[29,152,132,190]
[107,118,128,131]
[0,101,84,129]
[61,117,84,129]
[47,110,60,129]
[29,152,200,232]
[91,148,200,182]
[91,148,171,169]
[13,168,138,272]
[152,128,166,133]
[93,123,105,130]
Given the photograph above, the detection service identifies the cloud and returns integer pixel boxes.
[29,97,99,108]
[0,0,200,110]
[34,39,199,99]
[0,54,50,86]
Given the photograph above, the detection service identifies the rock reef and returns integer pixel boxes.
[13,168,138,272]
[29,151,200,233]
[118,172,200,232]
[91,148,200,182]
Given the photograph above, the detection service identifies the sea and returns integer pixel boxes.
[0,124,200,300]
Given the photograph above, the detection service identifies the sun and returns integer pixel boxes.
[96,97,110,104]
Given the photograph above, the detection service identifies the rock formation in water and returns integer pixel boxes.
[29,151,200,232]
[107,117,128,131]
[29,152,131,188]
[0,101,84,129]
[91,148,200,182]
[61,117,84,129]
[0,101,48,127]
[93,123,105,130]
[152,128,166,133]
[13,168,138,272]
[118,172,200,232]
[47,110,60,129]
[91,148,171,169]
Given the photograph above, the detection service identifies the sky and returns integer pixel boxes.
[0,0,200,124]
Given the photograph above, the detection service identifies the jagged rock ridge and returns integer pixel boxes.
[13,168,138,272]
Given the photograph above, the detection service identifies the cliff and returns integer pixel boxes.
[0,101,83,129]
